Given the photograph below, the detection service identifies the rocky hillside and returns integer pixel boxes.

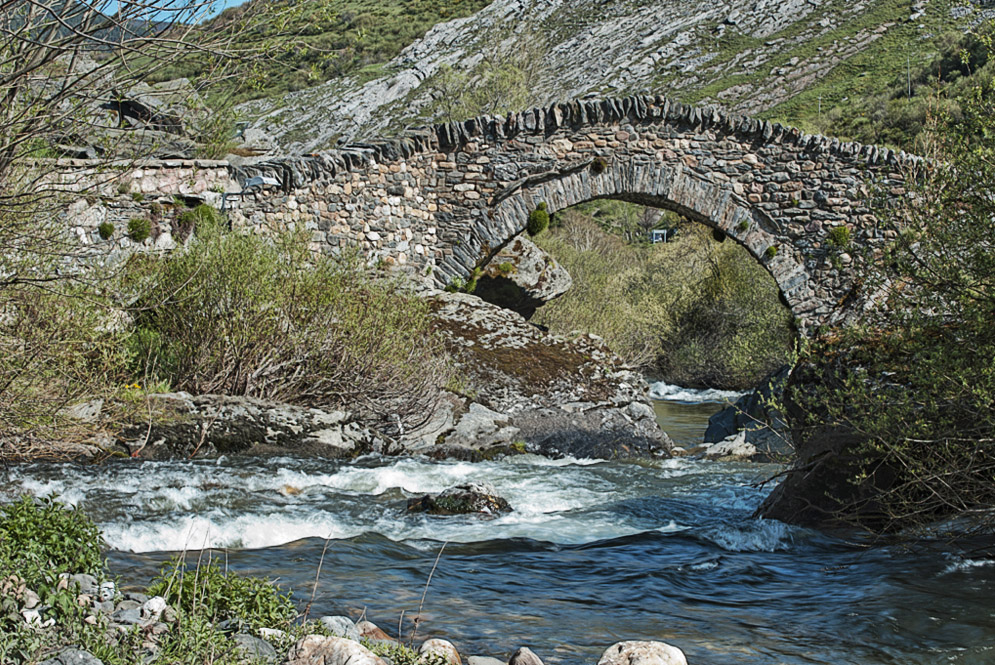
[236,0,988,154]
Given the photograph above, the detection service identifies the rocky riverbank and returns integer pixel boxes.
[19,288,670,466]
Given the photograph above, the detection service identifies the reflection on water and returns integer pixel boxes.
[651,399,723,447]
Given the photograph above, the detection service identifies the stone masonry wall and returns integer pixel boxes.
[59,95,918,333]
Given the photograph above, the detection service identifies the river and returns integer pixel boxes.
[2,383,994,664]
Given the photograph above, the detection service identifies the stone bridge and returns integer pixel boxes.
[68,95,918,333]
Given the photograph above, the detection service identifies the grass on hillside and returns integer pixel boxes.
[154,0,492,104]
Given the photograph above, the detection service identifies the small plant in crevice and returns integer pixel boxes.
[131,192,144,202]
[827,225,851,249]
[764,245,779,259]
[127,216,151,243]
[591,156,609,174]
[97,222,115,240]
[527,202,549,236]
[497,261,515,275]
[737,220,750,232]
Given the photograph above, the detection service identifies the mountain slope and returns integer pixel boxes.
[237,0,985,154]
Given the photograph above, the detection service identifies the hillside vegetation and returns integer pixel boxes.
[532,203,795,390]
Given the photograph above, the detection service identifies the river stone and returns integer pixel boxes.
[702,431,758,461]
[356,620,394,641]
[234,633,278,664]
[407,482,512,516]
[285,635,387,665]
[419,638,461,665]
[111,607,142,625]
[319,615,361,641]
[468,657,504,665]
[598,641,687,665]
[38,648,104,665]
[70,574,98,594]
[508,647,544,665]
[141,596,168,623]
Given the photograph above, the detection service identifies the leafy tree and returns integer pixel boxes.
[780,31,995,535]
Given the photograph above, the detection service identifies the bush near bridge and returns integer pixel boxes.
[768,54,995,537]
[532,203,795,390]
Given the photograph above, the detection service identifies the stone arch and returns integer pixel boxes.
[483,158,811,323]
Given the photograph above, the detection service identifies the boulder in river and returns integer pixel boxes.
[407,482,512,517]
[702,365,793,462]
[598,641,688,665]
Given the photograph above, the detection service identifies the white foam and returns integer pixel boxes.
[703,519,796,552]
[649,381,745,404]
[941,558,995,575]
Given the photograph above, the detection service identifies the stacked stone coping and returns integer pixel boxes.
[233,94,918,190]
[57,94,920,333]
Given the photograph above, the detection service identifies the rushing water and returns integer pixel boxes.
[3,386,995,664]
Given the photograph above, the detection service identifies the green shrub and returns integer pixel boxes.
[127,217,151,243]
[497,261,515,275]
[0,496,103,586]
[122,230,451,429]
[97,222,115,240]
[149,557,296,632]
[532,210,794,389]
[737,220,750,232]
[527,202,549,236]
[131,192,144,202]
[175,203,224,242]
[764,245,779,259]
[827,225,851,249]
[591,156,609,174]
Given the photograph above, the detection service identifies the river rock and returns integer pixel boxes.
[468,657,505,665]
[429,291,672,460]
[285,635,388,665]
[407,482,512,516]
[234,633,278,664]
[141,596,167,624]
[319,615,361,641]
[474,235,573,319]
[508,647,544,665]
[118,393,376,460]
[598,641,688,665]
[70,574,98,594]
[419,638,462,665]
[702,365,793,461]
[38,648,104,665]
[702,431,758,461]
[356,620,394,641]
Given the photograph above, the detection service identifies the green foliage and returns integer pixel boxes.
[527,203,549,236]
[122,228,450,428]
[764,245,779,259]
[362,639,448,665]
[127,217,151,243]
[737,220,750,232]
[425,24,546,123]
[131,192,144,203]
[165,0,492,104]
[791,45,995,534]
[177,204,225,241]
[497,261,515,275]
[533,206,794,389]
[97,222,115,240]
[0,496,103,587]
[148,557,296,633]
[591,156,609,174]
[827,225,851,249]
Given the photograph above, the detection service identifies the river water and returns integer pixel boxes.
[3,383,995,664]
